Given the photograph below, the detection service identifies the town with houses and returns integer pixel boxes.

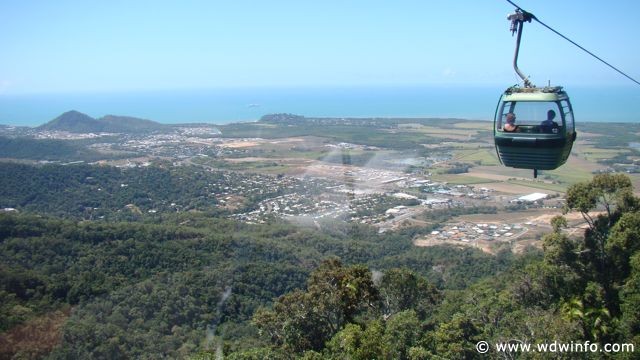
[1,119,578,253]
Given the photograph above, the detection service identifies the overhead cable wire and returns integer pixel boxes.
[506,0,640,86]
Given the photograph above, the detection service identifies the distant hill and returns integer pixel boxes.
[99,115,167,133]
[260,113,306,124]
[38,111,102,133]
[37,110,168,133]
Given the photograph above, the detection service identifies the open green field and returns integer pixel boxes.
[506,179,568,193]
[452,148,500,166]
[543,156,603,185]
[431,173,499,185]
[574,144,626,162]
[398,123,480,137]
[444,142,493,150]
[452,121,492,130]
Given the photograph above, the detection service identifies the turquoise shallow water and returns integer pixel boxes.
[0,85,638,126]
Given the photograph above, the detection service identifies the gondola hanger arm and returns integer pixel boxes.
[505,0,640,87]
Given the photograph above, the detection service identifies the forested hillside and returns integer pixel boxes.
[1,168,638,358]
[0,162,227,219]
[0,211,507,358]
[0,137,106,162]
[0,162,325,220]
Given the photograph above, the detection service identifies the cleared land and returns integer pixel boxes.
[414,209,590,254]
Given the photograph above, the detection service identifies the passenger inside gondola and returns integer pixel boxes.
[503,112,519,132]
[539,109,559,133]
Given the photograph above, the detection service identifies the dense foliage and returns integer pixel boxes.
[0,137,106,162]
[1,166,639,358]
[1,162,335,221]
[0,162,230,219]
[0,209,506,358]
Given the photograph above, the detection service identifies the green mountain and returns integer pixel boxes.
[37,110,101,133]
[99,114,167,132]
[37,110,168,133]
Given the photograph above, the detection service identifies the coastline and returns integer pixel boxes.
[1,85,638,126]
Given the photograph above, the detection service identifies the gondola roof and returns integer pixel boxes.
[501,86,569,101]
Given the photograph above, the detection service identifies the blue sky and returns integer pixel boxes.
[1,0,639,94]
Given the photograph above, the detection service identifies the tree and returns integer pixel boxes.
[253,259,379,353]
[606,212,640,283]
[377,268,441,320]
[619,253,640,346]
[564,173,632,231]
[430,313,482,360]
[326,321,385,360]
[307,258,378,324]
[563,173,639,309]
[561,294,612,343]
[382,310,421,360]
[550,215,568,233]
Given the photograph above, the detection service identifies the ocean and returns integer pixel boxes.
[0,85,638,126]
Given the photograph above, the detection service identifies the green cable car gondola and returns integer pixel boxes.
[494,8,577,178]
[494,86,576,175]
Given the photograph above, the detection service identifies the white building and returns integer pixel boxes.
[515,192,548,203]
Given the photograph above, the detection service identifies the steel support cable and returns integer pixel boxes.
[506,0,640,86]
